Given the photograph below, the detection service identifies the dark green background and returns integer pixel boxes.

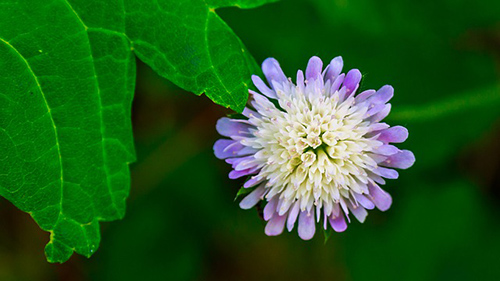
[1,0,499,280]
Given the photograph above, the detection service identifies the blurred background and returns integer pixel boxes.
[1,0,500,280]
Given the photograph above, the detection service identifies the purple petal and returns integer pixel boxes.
[368,122,390,132]
[226,155,256,171]
[368,153,388,163]
[371,85,394,104]
[370,104,391,122]
[337,87,348,102]
[372,144,400,155]
[244,175,264,188]
[339,198,351,223]
[381,150,415,169]
[237,146,258,156]
[225,155,250,165]
[295,69,303,84]
[348,205,368,223]
[367,183,392,211]
[355,89,376,103]
[265,214,287,236]
[239,185,267,210]
[374,167,399,179]
[263,197,278,221]
[229,166,259,179]
[306,56,323,81]
[216,117,252,137]
[213,139,244,159]
[329,214,347,232]
[368,172,386,185]
[316,205,321,222]
[343,69,362,96]
[325,56,343,82]
[234,157,259,171]
[323,212,329,229]
[365,103,387,118]
[353,193,375,210]
[242,107,260,118]
[251,75,277,99]
[331,203,341,218]
[378,126,408,143]
[287,202,300,232]
[330,73,345,93]
[250,90,276,110]
[298,210,316,240]
[262,58,287,85]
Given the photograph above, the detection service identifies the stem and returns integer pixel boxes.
[388,84,500,123]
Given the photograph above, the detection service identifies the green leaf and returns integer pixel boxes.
[122,0,277,112]
[0,0,274,263]
[234,185,254,201]
[323,229,333,244]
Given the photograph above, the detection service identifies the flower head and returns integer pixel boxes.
[214,56,415,239]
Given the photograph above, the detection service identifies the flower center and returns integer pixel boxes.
[245,83,380,211]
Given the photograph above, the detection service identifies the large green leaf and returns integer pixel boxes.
[0,0,275,263]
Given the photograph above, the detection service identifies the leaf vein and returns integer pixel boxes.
[0,37,65,229]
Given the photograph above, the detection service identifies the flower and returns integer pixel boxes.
[214,56,415,240]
